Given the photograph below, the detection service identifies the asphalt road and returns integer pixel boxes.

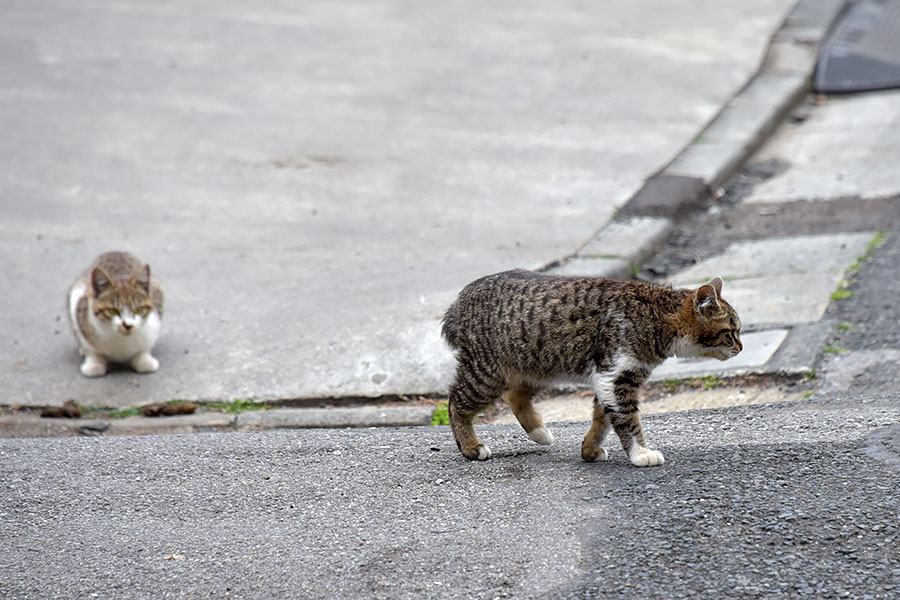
[2,393,898,600]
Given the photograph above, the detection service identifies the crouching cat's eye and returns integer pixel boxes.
[99,308,120,318]
[135,306,152,317]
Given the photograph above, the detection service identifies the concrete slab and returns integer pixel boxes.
[0,415,108,438]
[642,386,809,415]
[107,412,236,436]
[663,0,847,189]
[766,320,834,375]
[746,90,900,202]
[669,232,876,328]
[492,384,809,424]
[545,257,631,280]
[819,349,900,396]
[0,0,798,407]
[665,71,809,187]
[579,217,672,260]
[650,329,789,381]
[236,405,435,429]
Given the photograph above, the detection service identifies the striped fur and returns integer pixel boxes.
[66,251,164,377]
[442,270,742,464]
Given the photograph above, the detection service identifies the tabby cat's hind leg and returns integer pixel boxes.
[448,363,504,460]
[508,386,553,446]
[581,396,610,462]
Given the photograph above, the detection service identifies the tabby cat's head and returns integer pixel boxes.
[89,265,156,336]
[675,277,742,361]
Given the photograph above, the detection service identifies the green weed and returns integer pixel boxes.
[867,230,887,253]
[205,399,269,414]
[431,402,449,426]
[833,230,888,301]
[91,407,141,419]
[823,345,846,354]
[700,375,721,390]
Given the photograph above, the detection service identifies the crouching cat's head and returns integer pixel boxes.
[89,265,156,336]
[674,277,742,361]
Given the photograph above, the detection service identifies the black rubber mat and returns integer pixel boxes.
[815,0,900,93]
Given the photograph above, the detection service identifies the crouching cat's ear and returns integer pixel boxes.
[90,267,112,296]
[134,264,152,294]
[693,277,724,319]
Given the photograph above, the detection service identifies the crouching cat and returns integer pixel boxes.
[441,270,742,465]
[67,251,164,377]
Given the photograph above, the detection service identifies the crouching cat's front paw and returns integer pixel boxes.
[630,446,665,467]
[80,355,108,378]
[132,352,159,374]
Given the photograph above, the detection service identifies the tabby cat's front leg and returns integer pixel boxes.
[593,368,664,467]
[610,410,664,467]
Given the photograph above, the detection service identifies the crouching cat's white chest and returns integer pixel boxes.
[66,251,165,377]
[68,281,161,363]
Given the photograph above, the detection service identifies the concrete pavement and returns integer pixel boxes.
[3,0,813,409]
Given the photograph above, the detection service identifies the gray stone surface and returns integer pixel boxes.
[746,89,900,202]
[655,232,875,381]
[108,412,236,435]
[578,217,671,260]
[651,329,789,381]
[0,415,108,438]
[544,256,632,280]
[663,0,846,188]
[665,71,809,187]
[236,405,435,429]
[492,385,810,425]
[766,319,834,375]
[0,0,798,408]
[669,232,875,328]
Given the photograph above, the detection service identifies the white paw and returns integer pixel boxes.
[132,353,159,373]
[630,447,665,467]
[528,427,554,446]
[585,447,609,462]
[476,445,492,461]
[81,357,107,378]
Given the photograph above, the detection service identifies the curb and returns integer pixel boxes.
[545,0,847,278]
[0,404,439,439]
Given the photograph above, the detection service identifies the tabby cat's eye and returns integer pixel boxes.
[135,306,151,317]
[100,308,120,318]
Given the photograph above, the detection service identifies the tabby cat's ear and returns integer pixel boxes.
[693,278,722,319]
[135,264,151,293]
[90,267,112,296]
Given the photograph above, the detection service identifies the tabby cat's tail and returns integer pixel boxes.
[441,301,461,350]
